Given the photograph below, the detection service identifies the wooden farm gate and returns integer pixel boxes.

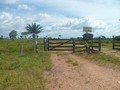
[74,37,101,52]
[43,38,101,52]
[45,39,74,51]
[113,36,120,50]
[92,37,101,51]
[73,39,86,52]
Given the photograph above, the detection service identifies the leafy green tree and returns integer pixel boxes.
[25,23,42,39]
[58,35,61,39]
[9,30,17,39]
[100,35,106,40]
[21,32,29,38]
[83,33,93,53]
[0,35,3,39]
[83,33,93,41]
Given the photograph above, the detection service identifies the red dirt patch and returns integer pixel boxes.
[46,51,120,90]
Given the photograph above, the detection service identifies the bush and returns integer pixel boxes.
[83,33,93,41]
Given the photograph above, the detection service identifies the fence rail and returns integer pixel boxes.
[44,38,101,52]
[113,36,120,50]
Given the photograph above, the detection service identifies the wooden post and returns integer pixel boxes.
[48,38,49,51]
[91,38,93,50]
[44,38,46,51]
[35,40,38,53]
[112,36,115,49]
[20,45,23,56]
[98,37,101,51]
[73,39,75,52]
[33,41,35,52]
[44,38,48,51]
[46,39,49,51]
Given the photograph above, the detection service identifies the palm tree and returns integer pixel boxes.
[25,23,42,39]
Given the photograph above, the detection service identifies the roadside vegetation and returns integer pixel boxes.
[78,52,120,66]
[76,38,120,69]
[101,38,112,49]
[0,22,120,89]
[0,39,51,90]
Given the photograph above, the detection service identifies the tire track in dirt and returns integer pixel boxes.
[46,51,120,90]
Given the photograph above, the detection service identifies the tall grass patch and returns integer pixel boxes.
[0,39,51,90]
[78,52,120,67]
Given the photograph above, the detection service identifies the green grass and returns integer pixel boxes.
[78,52,120,67]
[101,39,112,49]
[0,39,52,90]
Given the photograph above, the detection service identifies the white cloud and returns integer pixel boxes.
[18,4,34,11]
[0,0,19,4]
[35,13,120,38]
[0,12,119,38]
[1,0,120,38]
[0,12,25,36]
[26,0,120,21]
[37,13,51,19]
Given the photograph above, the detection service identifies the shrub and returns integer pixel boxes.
[83,33,93,41]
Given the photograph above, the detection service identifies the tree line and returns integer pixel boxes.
[0,22,120,40]
[8,23,42,40]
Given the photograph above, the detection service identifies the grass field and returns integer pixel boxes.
[0,39,51,90]
[73,39,120,68]
[101,39,112,49]
[78,52,120,66]
[0,38,119,89]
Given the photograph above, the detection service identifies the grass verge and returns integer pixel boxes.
[77,52,120,69]
[0,39,52,90]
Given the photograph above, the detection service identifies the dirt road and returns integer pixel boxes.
[46,51,120,90]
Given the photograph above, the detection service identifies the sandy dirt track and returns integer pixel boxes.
[46,51,120,90]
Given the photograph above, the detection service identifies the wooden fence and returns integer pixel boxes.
[45,39,74,51]
[73,39,86,52]
[113,36,120,50]
[92,37,101,51]
[44,38,101,52]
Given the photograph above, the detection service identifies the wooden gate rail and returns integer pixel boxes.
[92,37,101,51]
[44,38,101,52]
[47,39,74,51]
[113,36,120,50]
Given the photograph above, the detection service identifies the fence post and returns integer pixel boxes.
[91,38,93,50]
[44,38,45,51]
[73,39,75,52]
[112,36,115,49]
[20,45,23,56]
[98,37,101,51]
[35,40,38,53]
[48,38,49,51]
[44,38,47,51]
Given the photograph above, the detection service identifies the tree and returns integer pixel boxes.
[9,30,17,39]
[0,35,3,39]
[83,33,93,53]
[25,23,42,39]
[100,35,106,40]
[58,35,61,39]
[83,33,93,41]
[21,32,29,38]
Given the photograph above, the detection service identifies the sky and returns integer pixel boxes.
[0,0,120,38]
